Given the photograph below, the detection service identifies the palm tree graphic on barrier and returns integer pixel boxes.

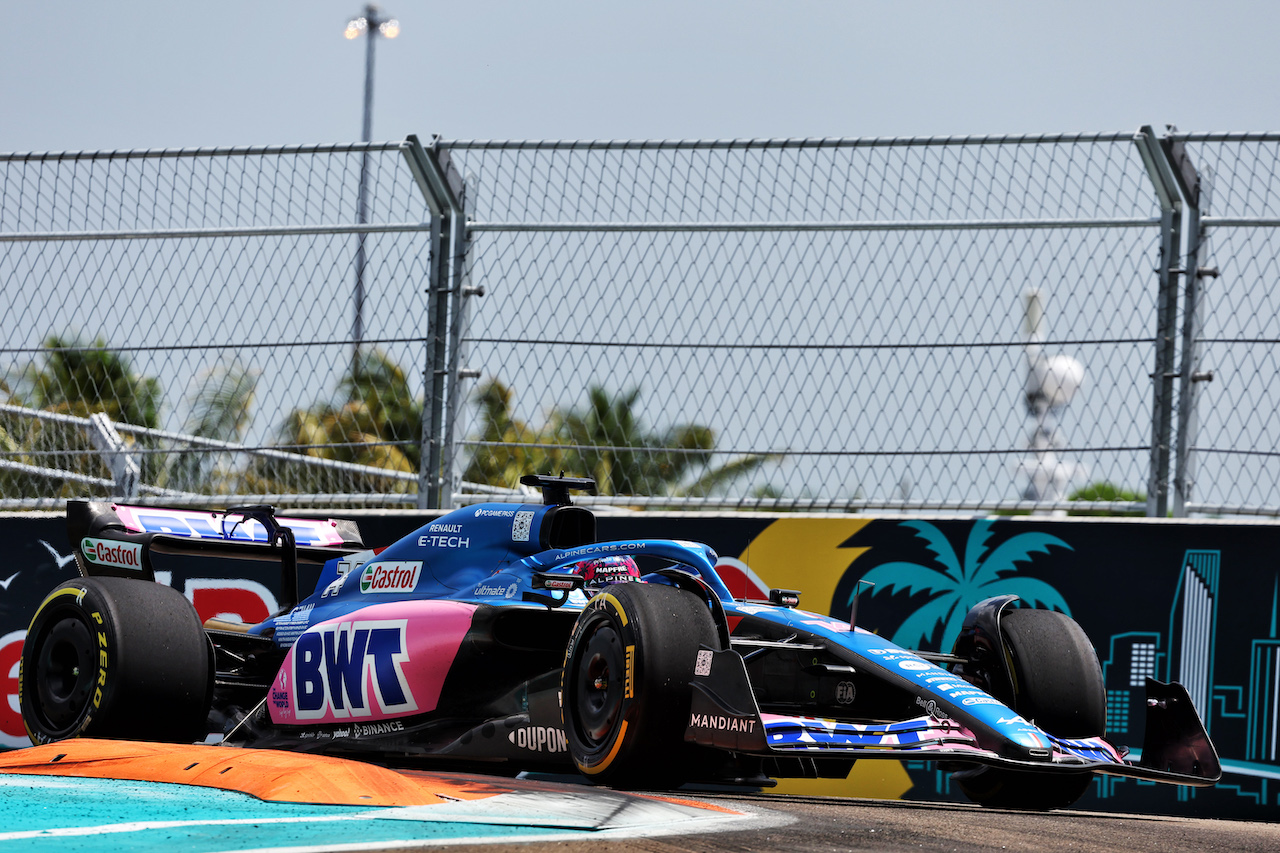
[853,519,1072,650]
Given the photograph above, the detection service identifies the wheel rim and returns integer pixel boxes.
[574,622,625,747]
[33,612,97,733]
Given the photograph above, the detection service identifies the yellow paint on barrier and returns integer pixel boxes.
[737,516,914,801]
[737,516,873,624]
[769,759,914,800]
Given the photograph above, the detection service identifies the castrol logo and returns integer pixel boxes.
[359,561,422,594]
[80,537,143,570]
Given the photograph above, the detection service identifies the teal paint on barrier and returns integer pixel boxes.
[0,776,567,852]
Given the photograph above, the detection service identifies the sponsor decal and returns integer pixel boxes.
[282,603,314,621]
[293,619,416,720]
[512,510,534,542]
[836,681,856,704]
[271,689,290,710]
[997,715,1031,726]
[930,681,967,691]
[417,534,471,549]
[117,507,344,546]
[689,713,757,733]
[321,575,347,598]
[561,542,648,561]
[475,508,515,518]
[694,649,713,677]
[359,562,422,594]
[353,720,406,737]
[625,645,635,698]
[961,696,1003,706]
[540,576,578,591]
[429,523,462,533]
[508,726,568,753]
[80,537,143,570]
[897,659,931,671]
[475,581,519,598]
[915,695,948,720]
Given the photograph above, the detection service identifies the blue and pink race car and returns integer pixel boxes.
[20,475,1219,809]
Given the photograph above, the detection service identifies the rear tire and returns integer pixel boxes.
[562,582,720,788]
[955,607,1105,810]
[20,577,213,745]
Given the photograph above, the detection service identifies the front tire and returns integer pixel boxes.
[955,607,1105,810]
[562,582,720,788]
[20,577,213,745]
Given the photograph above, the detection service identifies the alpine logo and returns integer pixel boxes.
[292,619,416,720]
[80,537,143,570]
[359,562,421,594]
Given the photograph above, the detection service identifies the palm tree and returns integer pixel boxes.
[467,382,776,499]
[854,519,1072,650]
[157,360,258,494]
[463,379,561,488]
[247,347,417,495]
[1,336,163,498]
[27,335,161,428]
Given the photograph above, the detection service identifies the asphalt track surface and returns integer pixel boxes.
[2,741,1277,852]
[485,794,1280,853]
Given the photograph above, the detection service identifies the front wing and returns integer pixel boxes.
[685,647,1220,788]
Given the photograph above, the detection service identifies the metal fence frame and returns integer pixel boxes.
[439,128,1230,517]
[1,128,1274,516]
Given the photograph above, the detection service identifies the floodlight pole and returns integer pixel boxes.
[348,5,398,358]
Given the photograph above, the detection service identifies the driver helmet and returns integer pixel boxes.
[574,555,641,588]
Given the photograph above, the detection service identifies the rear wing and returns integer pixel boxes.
[67,501,366,613]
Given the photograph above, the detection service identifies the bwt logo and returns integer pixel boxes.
[292,619,417,720]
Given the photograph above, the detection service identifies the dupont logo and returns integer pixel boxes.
[81,537,143,570]
[359,561,422,594]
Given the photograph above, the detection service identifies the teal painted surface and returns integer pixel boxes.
[0,775,566,852]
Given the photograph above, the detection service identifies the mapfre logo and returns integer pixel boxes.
[359,561,421,594]
[81,537,143,570]
[292,619,416,719]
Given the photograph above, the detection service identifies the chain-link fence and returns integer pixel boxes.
[1,140,441,508]
[1,129,1274,515]
[1166,132,1280,516]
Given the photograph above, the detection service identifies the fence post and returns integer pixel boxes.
[401,135,465,509]
[422,213,449,508]
[1134,126,1184,517]
[442,172,478,509]
[1165,135,1211,517]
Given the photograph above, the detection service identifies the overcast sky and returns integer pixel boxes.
[3,1,1278,153]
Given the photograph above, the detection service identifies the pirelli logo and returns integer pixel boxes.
[624,644,635,699]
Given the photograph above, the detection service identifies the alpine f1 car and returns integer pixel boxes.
[19,475,1220,809]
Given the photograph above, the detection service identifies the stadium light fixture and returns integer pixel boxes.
[345,5,399,353]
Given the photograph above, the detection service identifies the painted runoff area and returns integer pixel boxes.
[0,741,751,852]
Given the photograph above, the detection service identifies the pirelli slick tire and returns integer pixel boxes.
[955,608,1105,810]
[20,577,213,745]
[562,581,720,788]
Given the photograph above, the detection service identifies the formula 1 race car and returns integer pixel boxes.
[19,475,1220,809]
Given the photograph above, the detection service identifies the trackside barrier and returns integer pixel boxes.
[2,509,1277,819]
